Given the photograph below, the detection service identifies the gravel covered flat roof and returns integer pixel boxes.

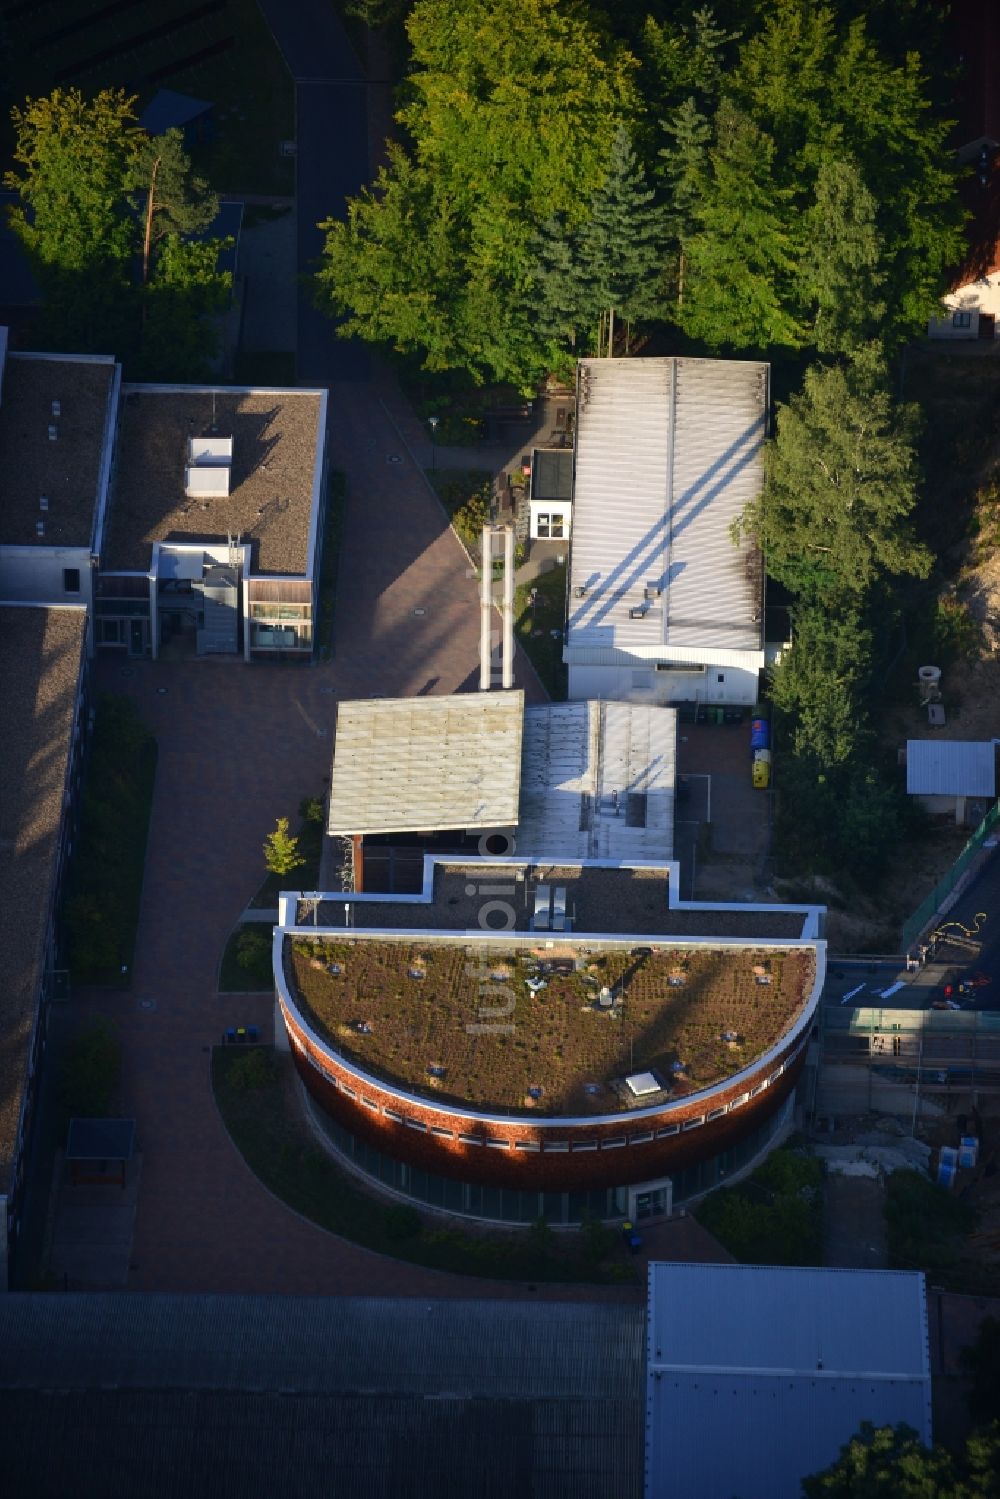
[0,604,87,1193]
[306,864,808,941]
[105,387,324,574]
[0,353,116,547]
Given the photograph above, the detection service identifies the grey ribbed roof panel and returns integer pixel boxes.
[516,702,675,862]
[906,738,996,798]
[567,357,767,659]
[327,692,524,835]
[1,1297,645,1499]
[645,1264,931,1499]
[0,1293,645,1398]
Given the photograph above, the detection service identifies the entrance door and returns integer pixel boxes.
[129,620,145,656]
[979,313,996,340]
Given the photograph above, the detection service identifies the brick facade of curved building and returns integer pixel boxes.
[276,959,820,1198]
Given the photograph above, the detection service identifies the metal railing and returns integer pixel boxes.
[901,800,1000,952]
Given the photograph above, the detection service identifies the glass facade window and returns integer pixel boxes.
[251,622,312,649]
[249,602,311,621]
[301,1089,794,1224]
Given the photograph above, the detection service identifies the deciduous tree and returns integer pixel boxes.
[263,817,305,878]
[802,1420,1000,1499]
[315,0,639,385]
[5,87,140,272]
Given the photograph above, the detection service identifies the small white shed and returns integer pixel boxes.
[905,739,996,823]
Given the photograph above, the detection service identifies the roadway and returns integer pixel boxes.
[256,0,371,383]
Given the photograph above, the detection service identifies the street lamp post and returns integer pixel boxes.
[428,414,439,470]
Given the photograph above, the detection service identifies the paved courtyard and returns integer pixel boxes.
[62,382,626,1300]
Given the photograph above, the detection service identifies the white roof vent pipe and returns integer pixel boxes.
[36,519,44,538]
[47,423,58,441]
[51,399,61,418]
[39,495,49,511]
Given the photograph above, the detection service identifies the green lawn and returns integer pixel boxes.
[516,563,567,700]
[886,1168,977,1286]
[61,695,157,988]
[213,1046,638,1284]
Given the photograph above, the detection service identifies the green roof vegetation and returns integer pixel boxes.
[287,939,815,1114]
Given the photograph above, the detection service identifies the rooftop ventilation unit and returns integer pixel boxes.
[185,434,233,498]
[644,583,662,599]
[628,605,647,620]
[39,495,49,511]
[47,424,58,441]
[51,399,61,418]
[36,519,45,538]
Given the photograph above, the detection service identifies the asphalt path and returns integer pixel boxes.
[296,80,371,382]
[256,0,363,81]
[257,0,371,384]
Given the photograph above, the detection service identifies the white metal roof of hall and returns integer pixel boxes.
[327,692,524,836]
[567,357,768,660]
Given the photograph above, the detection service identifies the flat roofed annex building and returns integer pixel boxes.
[565,357,768,707]
[273,862,824,1226]
[645,1263,932,1499]
[0,602,89,1286]
[326,692,678,891]
[0,329,330,663]
[101,384,328,661]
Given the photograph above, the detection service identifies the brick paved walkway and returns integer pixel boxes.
[69,385,634,1300]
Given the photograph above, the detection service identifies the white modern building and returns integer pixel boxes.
[563,357,768,707]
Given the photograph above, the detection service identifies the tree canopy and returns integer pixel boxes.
[802,1421,1000,1499]
[316,0,964,382]
[738,358,931,603]
[316,0,638,386]
[4,88,230,378]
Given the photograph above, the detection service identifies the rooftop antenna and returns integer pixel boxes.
[210,391,217,433]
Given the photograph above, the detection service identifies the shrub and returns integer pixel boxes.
[697,1147,824,1265]
[452,484,491,550]
[299,795,325,825]
[886,1169,975,1273]
[236,928,270,971]
[578,1212,616,1264]
[383,1204,422,1242]
[227,1049,279,1092]
[61,1017,121,1118]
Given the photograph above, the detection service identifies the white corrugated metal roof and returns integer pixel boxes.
[645,1263,931,1499]
[327,693,524,835]
[567,357,767,662]
[516,701,675,861]
[906,739,996,798]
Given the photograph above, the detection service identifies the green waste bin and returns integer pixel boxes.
[715,707,725,725]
